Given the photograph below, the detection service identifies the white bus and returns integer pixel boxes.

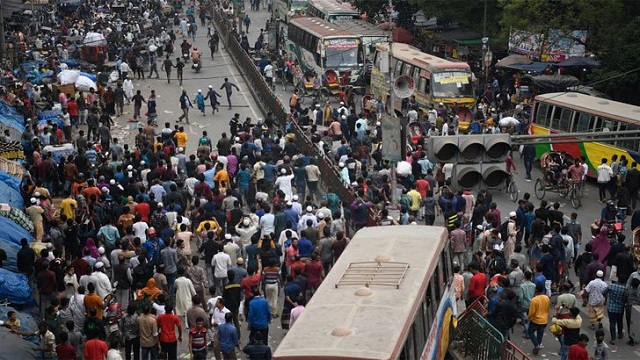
[333,19,389,56]
[287,17,365,85]
[273,225,458,360]
[306,0,360,22]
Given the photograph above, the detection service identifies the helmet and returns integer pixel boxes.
[147,228,157,238]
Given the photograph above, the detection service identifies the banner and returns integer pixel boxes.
[542,29,587,62]
[508,29,544,59]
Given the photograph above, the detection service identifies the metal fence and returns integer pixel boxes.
[211,8,357,214]
[456,310,504,360]
[502,341,532,360]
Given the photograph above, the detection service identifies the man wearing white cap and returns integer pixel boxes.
[504,212,518,261]
[274,168,295,201]
[93,261,113,299]
[26,198,45,241]
[290,195,303,216]
[337,101,349,117]
[298,206,318,233]
[584,269,607,330]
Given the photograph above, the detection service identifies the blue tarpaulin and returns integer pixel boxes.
[37,110,63,128]
[0,171,23,209]
[80,72,97,82]
[0,102,19,116]
[506,61,551,73]
[0,114,25,133]
[0,268,34,306]
[0,216,33,273]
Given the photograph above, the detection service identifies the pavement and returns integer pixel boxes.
[95,5,640,359]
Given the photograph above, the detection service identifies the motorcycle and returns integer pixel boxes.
[182,51,190,63]
[192,59,202,73]
[104,291,124,347]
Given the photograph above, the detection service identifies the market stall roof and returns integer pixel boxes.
[522,74,581,91]
[496,54,532,67]
[506,61,551,72]
[555,56,600,67]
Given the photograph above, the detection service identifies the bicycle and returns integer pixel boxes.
[568,179,582,209]
[503,172,518,202]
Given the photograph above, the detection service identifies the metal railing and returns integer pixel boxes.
[211,7,357,217]
[455,309,504,360]
[458,295,489,320]
[502,340,532,360]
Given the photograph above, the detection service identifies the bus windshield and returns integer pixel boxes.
[290,0,307,10]
[432,71,473,98]
[323,39,363,68]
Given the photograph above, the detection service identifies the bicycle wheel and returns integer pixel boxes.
[570,188,581,209]
[558,183,569,198]
[534,179,546,199]
[508,181,518,202]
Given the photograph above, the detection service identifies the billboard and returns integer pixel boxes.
[542,29,587,62]
[509,28,588,62]
[508,29,544,59]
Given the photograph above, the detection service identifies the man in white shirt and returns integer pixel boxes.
[263,61,274,87]
[337,102,349,116]
[259,205,276,237]
[133,220,149,243]
[274,169,295,200]
[291,195,303,215]
[92,262,113,299]
[298,206,318,232]
[211,249,232,295]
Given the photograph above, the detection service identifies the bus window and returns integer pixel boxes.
[535,103,551,127]
[550,106,563,130]
[425,280,434,327]
[403,64,413,77]
[400,326,416,360]
[417,76,430,94]
[558,108,574,132]
[440,250,451,286]
[374,51,380,68]
[603,118,618,132]
[395,60,404,77]
[412,66,420,82]
[616,123,639,150]
[575,112,594,132]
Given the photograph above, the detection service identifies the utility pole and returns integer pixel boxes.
[0,0,5,64]
[388,0,398,205]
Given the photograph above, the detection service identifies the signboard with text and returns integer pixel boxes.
[380,115,404,162]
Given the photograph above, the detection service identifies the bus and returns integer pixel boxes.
[530,92,640,178]
[273,225,457,360]
[306,0,360,22]
[370,42,476,120]
[287,17,365,86]
[333,19,389,56]
[274,0,308,23]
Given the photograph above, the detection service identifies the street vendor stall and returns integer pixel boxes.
[81,32,109,65]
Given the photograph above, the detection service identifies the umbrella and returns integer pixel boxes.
[496,55,533,68]
[499,116,520,127]
[555,57,600,67]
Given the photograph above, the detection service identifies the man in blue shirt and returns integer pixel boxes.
[297,231,314,259]
[248,288,271,344]
[218,312,240,357]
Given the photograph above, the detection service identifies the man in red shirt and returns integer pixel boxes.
[415,174,430,198]
[84,336,108,360]
[466,263,487,307]
[157,304,183,359]
[567,333,589,360]
[55,332,76,360]
[134,196,151,222]
[241,265,261,318]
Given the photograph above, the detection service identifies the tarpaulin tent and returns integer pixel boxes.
[0,204,34,233]
[0,306,40,345]
[522,74,580,92]
[0,216,34,273]
[0,268,33,305]
[0,327,37,359]
[0,101,20,116]
[0,170,23,209]
[0,114,25,134]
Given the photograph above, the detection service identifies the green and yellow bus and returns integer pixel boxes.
[287,17,365,85]
[274,0,308,23]
[306,0,360,22]
[530,92,640,178]
[370,42,476,119]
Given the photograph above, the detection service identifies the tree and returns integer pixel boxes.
[352,0,419,29]
[414,0,502,36]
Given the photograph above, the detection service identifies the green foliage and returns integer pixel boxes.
[413,0,502,36]
[352,0,419,30]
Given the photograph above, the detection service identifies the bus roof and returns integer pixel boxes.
[289,17,358,38]
[535,92,640,123]
[308,0,358,14]
[273,225,448,360]
[378,42,470,71]
[332,19,388,38]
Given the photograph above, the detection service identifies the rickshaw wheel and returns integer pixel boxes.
[534,178,546,199]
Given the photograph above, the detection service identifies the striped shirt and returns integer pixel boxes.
[604,282,627,313]
[262,266,280,284]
